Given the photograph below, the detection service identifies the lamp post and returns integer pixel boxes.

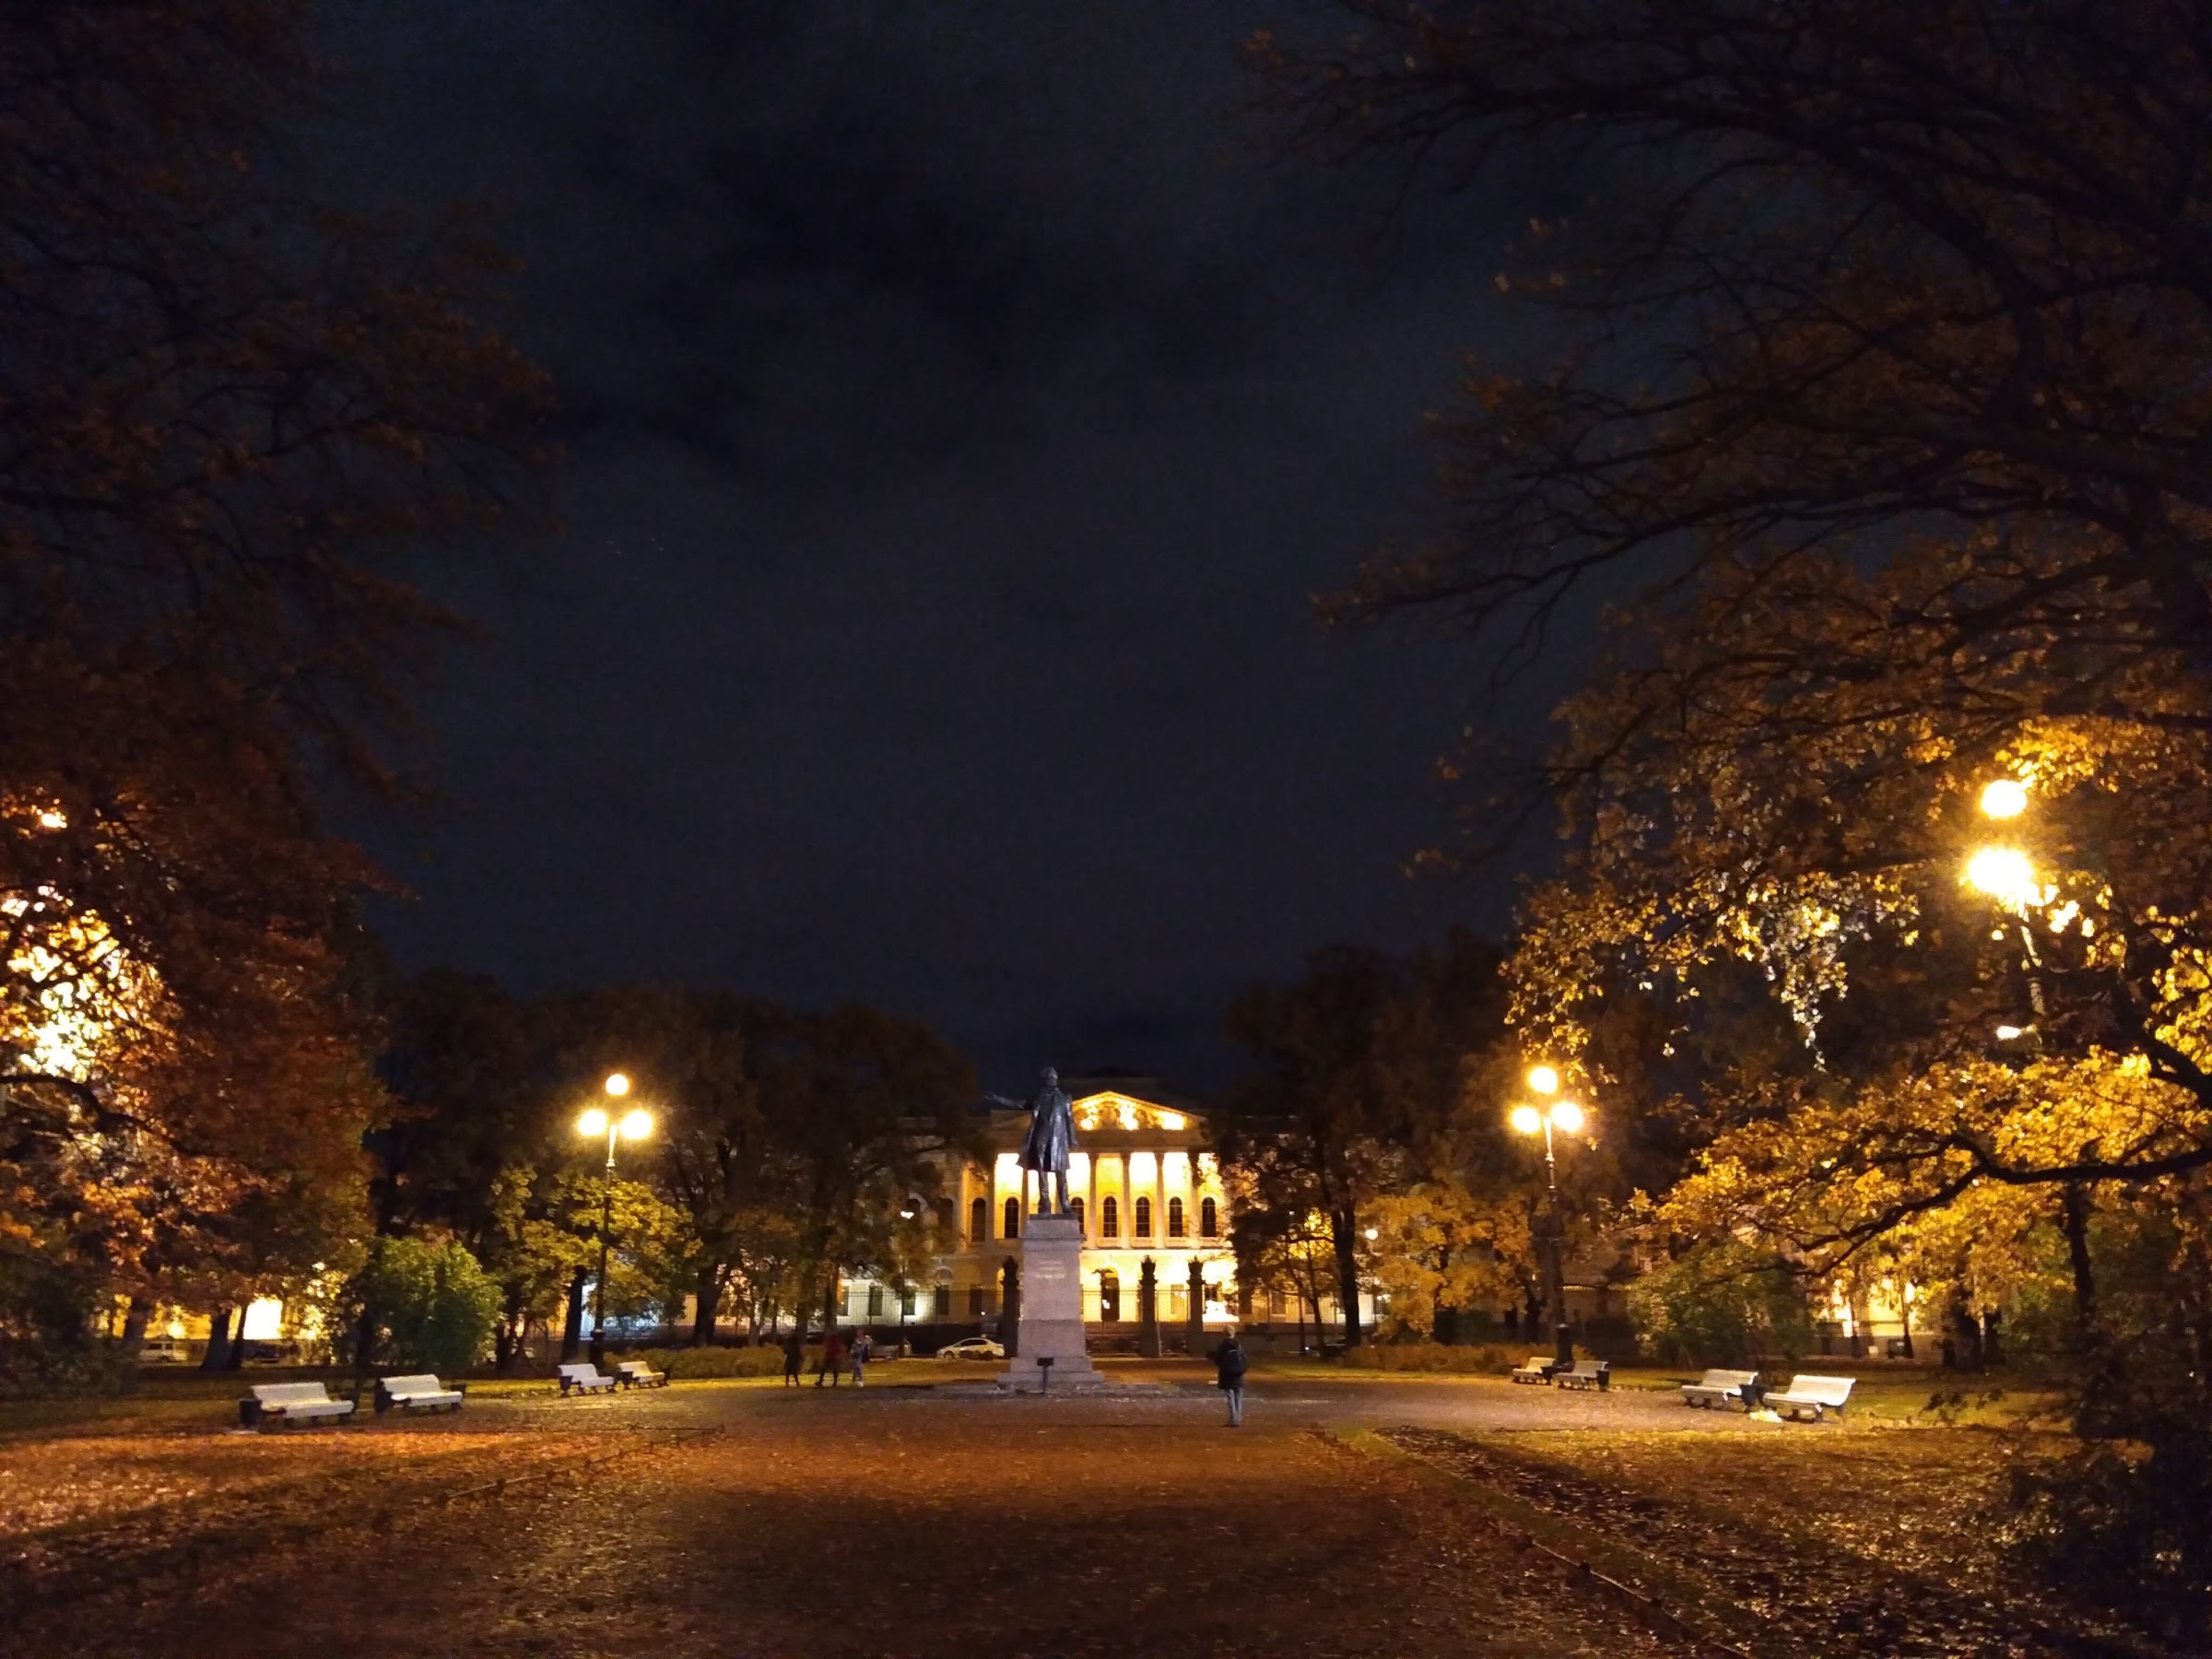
[577,1072,653,1370]
[1966,776,2048,1022]
[1511,1067,1586,1370]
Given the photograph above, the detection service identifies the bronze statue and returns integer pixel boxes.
[987,1065,1077,1215]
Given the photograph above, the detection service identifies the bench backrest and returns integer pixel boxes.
[1781,1374,1855,1406]
[382,1374,446,1394]
[1522,1356,1550,1368]
[1697,1370,1759,1390]
[253,1382,335,1406]
[558,1363,606,1382]
[1568,1359,1606,1379]
[617,1361,654,1375]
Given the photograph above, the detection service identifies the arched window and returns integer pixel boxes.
[1168,1196,1186,1239]
[1099,1270,1121,1323]
[1135,1195,1153,1239]
[935,1196,955,1233]
[1101,1195,1120,1239]
[1200,1196,1218,1238]
[1069,1196,1086,1234]
[970,1196,988,1242]
[1004,1196,1020,1239]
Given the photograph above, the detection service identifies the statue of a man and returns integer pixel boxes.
[987,1065,1077,1215]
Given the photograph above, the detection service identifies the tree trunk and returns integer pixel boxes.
[690,1264,723,1346]
[495,1284,524,1374]
[114,1296,150,1396]
[225,1317,249,1371]
[1897,1291,1915,1360]
[1329,1207,1362,1347]
[2060,1181,2098,1331]
[200,1305,233,1372]
[560,1265,587,1361]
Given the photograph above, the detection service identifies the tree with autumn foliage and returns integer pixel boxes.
[1269,0,2212,1630]
[0,2,546,1381]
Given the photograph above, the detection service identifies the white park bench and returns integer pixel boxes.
[1555,1359,1611,1391]
[1509,1354,1554,1384]
[377,1372,465,1414]
[1763,1374,1854,1421]
[243,1382,355,1429]
[615,1360,667,1390]
[557,1361,618,1396]
[1681,1369,1760,1410]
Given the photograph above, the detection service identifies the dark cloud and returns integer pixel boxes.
[312,2,1561,1089]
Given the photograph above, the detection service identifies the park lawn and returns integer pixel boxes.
[1415,1421,2121,1650]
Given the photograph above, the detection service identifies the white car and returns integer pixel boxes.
[935,1335,1005,1361]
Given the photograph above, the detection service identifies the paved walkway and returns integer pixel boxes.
[19,1372,1716,1658]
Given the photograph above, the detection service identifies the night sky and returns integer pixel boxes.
[312,3,1572,1089]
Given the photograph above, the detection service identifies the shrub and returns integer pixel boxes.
[631,1343,793,1379]
[1339,1342,1518,1374]
[1628,1241,1812,1366]
[359,1238,501,1378]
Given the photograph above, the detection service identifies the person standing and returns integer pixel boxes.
[782,1327,805,1387]
[1213,1330,1248,1427]
[851,1327,872,1387]
[816,1327,846,1388]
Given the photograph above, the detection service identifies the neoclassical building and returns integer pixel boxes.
[839,1077,1244,1335]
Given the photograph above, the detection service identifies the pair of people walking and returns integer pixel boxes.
[785,1326,876,1387]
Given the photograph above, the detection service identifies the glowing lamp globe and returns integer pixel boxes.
[1510,1104,1544,1136]
[1966,846,2037,905]
[1550,1100,1586,1134]
[1978,779,2029,819]
[604,1072,631,1098]
[618,1107,653,1141]
[1527,1065,1559,1095]
[576,1106,610,1138]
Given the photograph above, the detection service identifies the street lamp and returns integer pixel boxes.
[577,1072,653,1369]
[1511,1093,1587,1368]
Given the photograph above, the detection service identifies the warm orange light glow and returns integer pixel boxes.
[1158,1111,1186,1131]
[603,1071,631,1098]
[1527,1065,1560,1095]
[1510,1104,1544,1135]
[1966,845,2038,905]
[1979,779,2029,819]
[36,809,65,830]
[577,1107,610,1138]
[1550,1100,1585,1134]
[618,1107,653,1141]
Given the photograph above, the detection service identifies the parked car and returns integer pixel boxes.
[935,1335,1005,1361]
[138,1337,192,1365]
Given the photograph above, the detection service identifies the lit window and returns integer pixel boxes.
[1168,1196,1185,1239]
[1101,1195,1120,1239]
[1135,1195,1152,1239]
[1070,1196,1086,1235]
[1200,1196,1218,1238]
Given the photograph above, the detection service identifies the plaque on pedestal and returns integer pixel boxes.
[998,1214,1103,1392]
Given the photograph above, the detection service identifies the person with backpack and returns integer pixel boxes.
[1212,1330,1249,1427]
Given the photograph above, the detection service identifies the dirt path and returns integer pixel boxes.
[26,1388,1676,1659]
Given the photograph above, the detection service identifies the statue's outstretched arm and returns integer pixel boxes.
[982,1093,1022,1110]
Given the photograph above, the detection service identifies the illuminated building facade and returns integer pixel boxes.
[839,1078,1246,1335]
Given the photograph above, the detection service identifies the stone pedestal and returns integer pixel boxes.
[1185,1258,1207,1357]
[999,1215,1103,1391]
